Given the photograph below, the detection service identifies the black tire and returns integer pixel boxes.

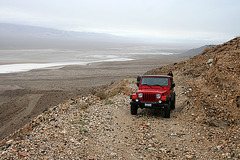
[164,101,171,118]
[153,108,161,116]
[171,92,176,110]
[131,104,138,115]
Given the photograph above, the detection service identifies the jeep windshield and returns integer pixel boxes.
[141,77,169,86]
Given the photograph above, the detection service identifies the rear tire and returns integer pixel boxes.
[164,101,171,118]
[131,104,138,115]
[171,92,176,110]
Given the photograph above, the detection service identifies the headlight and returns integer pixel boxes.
[138,93,143,98]
[156,94,161,99]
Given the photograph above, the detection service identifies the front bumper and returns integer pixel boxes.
[130,100,167,109]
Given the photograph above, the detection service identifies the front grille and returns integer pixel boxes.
[143,93,155,101]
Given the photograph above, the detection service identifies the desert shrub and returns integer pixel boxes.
[108,86,131,98]
[109,90,118,97]
[79,126,88,133]
[71,120,86,125]
[105,100,114,105]
[120,79,128,86]
[218,45,228,52]
[120,86,131,95]
[78,120,86,125]
[106,79,131,98]
[80,103,89,109]
[95,91,107,100]
[203,47,211,53]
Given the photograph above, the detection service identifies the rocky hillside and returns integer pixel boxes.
[0,38,239,159]
[146,37,240,127]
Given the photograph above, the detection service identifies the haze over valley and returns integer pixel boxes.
[0,23,192,73]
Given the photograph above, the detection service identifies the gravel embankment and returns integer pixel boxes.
[1,76,239,159]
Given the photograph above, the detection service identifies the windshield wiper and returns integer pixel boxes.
[152,84,164,88]
[141,84,152,88]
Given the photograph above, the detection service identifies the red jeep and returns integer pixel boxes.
[130,75,175,118]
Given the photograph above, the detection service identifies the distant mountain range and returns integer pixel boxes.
[180,45,216,57]
[0,23,135,49]
[0,23,215,58]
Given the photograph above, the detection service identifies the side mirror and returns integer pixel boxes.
[172,83,175,88]
[137,76,141,87]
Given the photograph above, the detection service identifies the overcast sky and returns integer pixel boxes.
[0,0,239,43]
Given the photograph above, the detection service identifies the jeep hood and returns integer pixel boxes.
[138,88,168,94]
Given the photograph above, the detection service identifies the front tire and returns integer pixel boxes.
[131,103,138,115]
[164,101,171,118]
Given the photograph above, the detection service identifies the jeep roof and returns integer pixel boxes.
[142,75,172,78]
